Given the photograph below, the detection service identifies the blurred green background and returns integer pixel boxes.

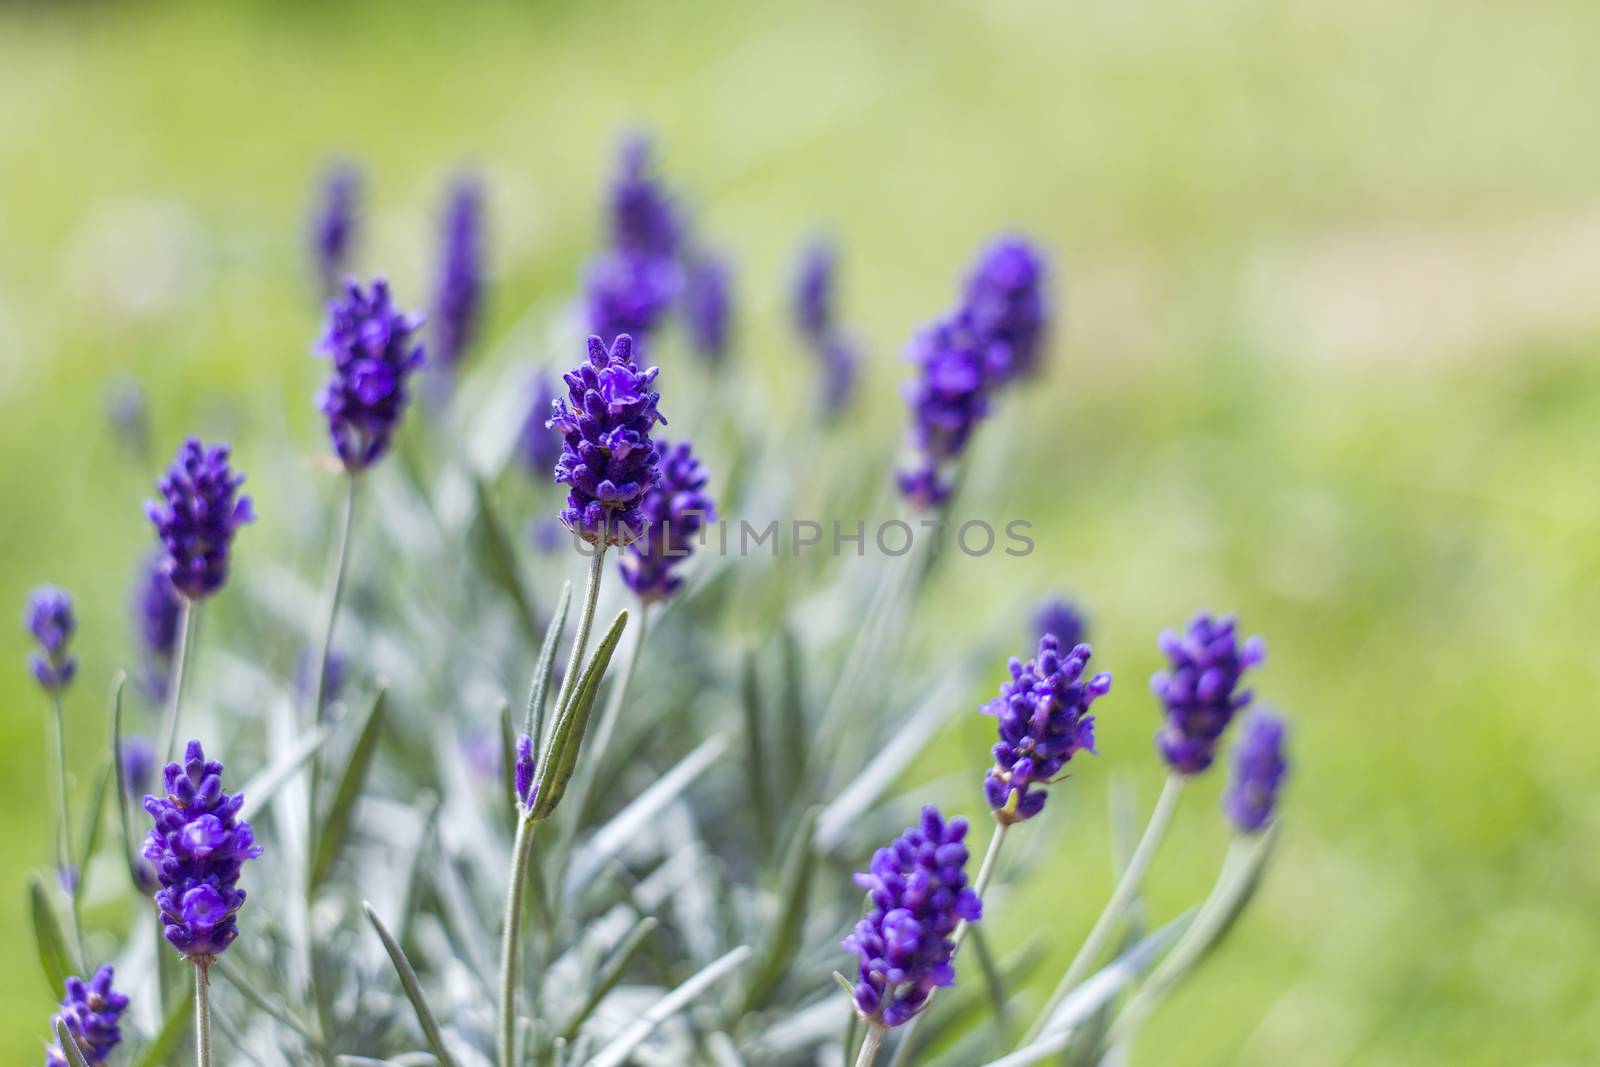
[3,1,1598,1063]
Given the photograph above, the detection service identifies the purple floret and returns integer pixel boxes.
[982,635,1111,823]
[1033,597,1087,651]
[547,334,667,546]
[142,740,262,961]
[146,439,254,601]
[1224,711,1288,833]
[1152,613,1265,775]
[46,966,128,1067]
[316,278,426,471]
[843,807,982,1027]
[618,438,714,603]
[25,585,78,695]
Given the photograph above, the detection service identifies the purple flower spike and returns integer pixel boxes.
[584,250,679,351]
[1152,613,1266,775]
[514,734,536,809]
[681,250,733,364]
[1034,597,1087,651]
[311,161,361,296]
[46,966,128,1067]
[793,240,837,345]
[25,585,78,695]
[122,735,156,798]
[618,439,714,603]
[818,335,860,419]
[964,236,1049,383]
[316,278,427,471]
[132,553,182,700]
[146,438,254,601]
[1225,711,1288,833]
[519,371,563,478]
[896,314,993,508]
[142,740,262,961]
[843,807,982,1028]
[982,635,1111,823]
[609,132,681,261]
[548,334,667,546]
[431,175,486,373]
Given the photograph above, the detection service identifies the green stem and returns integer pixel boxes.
[158,598,197,761]
[853,1022,886,1067]
[48,696,84,967]
[194,960,212,1067]
[1025,774,1185,1042]
[498,816,539,1067]
[550,547,607,721]
[885,819,1008,1067]
[310,474,358,727]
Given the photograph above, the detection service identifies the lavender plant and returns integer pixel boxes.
[20,139,1290,1067]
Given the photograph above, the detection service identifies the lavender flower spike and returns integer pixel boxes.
[964,235,1049,383]
[142,740,262,961]
[608,131,681,260]
[431,175,486,373]
[792,239,837,345]
[896,313,992,508]
[1033,596,1087,651]
[46,966,128,1067]
[122,735,156,798]
[982,635,1111,823]
[1152,612,1266,775]
[25,585,77,695]
[681,250,733,364]
[316,278,426,471]
[133,553,182,699]
[843,806,982,1027]
[146,438,254,601]
[584,250,678,350]
[1225,711,1289,833]
[618,438,714,603]
[513,734,536,810]
[548,334,667,546]
[311,161,360,296]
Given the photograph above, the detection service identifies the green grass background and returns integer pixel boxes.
[3,1,1599,1063]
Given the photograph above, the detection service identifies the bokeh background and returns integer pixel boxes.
[3,2,1599,1064]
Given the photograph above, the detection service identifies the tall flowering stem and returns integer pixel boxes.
[156,600,195,763]
[194,963,212,1067]
[309,475,358,729]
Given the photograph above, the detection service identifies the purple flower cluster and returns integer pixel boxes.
[1152,613,1265,775]
[311,161,361,296]
[548,334,667,545]
[132,553,182,699]
[791,240,860,417]
[896,235,1050,507]
[121,735,156,798]
[963,237,1049,383]
[316,278,426,471]
[585,134,684,350]
[1225,711,1289,833]
[142,741,262,961]
[25,585,78,695]
[45,966,128,1067]
[681,250,733,363]
[1034,596,1087,651]
[146,439,254,601]
[431,175,486,373]
[982,635,1112,823]
[513,734,536,810]
[843,807,982,1028]
[618,439,714,603]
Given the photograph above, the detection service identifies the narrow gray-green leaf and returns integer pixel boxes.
[310,685,389,888]
[968,923,1009,1033]
[777,624,808,802]
[531,609,627,821]
[498,699,518,824]
[110,674,149,896]
[739,649,773,847]
[527,580,573,742]
[214,957,324,1047]
[586,945,751,1067]
[559,915,658,1042]
[74,759,111,907]
[54,1018,92,1067]
[364,902,460,1067]
[739,806,820,1012]
[132,996,191,1067]
[29,875,71,993]
[473,477,541,646]
[238,723,333,823]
